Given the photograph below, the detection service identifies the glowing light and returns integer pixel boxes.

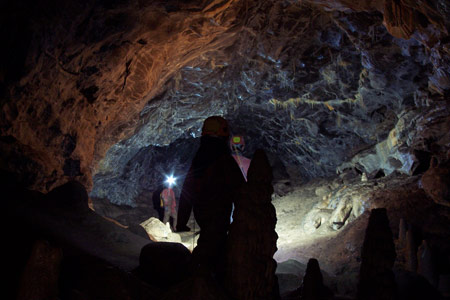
[165,174,176,187]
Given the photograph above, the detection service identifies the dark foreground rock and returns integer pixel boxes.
[6,180,159,299]
[16,240,63,300]
[226,149,280,299]
[299,258,333,300]
[137,242,192,288]
[357,208,396,300]
[422,159,450,208]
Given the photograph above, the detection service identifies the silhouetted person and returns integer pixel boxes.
[229,134,251,182]
[229,134,251,223]
[178,116,244,279]
[177,116,232,232]
[152,184,165,221]
[176,177,193,232]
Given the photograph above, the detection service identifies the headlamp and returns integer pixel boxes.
[165,175,176,187]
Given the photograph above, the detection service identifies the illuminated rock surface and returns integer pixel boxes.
[1,0,448,197]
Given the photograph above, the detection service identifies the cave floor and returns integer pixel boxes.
[164,172,450,298]
[92,171,450,298]
[168,176,364,297]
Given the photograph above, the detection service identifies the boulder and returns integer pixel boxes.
[140,217,181,243]
[273,180,293,197]
[315,185,331,198]
[302,208,332,234]
[137,242,192,288]
[329,196,353,230]
[128,224,151,240]
[46,180,90,211]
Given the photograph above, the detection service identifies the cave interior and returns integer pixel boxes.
[1,0,450,299]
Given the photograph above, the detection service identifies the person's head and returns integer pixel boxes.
[230,134,245,153]
[193,116,230,173]
[201,116,230,139]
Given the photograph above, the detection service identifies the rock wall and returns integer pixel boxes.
[0,0,448,201]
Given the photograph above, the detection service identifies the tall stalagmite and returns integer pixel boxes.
[357,208,397,300]
[225,149,279,299]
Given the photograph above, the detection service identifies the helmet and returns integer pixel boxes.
[201,116,230,137]
[230,134,245,151]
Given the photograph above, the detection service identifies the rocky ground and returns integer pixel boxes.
[93,167,450,299]
[273,170,450,298]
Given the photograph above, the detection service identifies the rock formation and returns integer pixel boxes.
[137,242,192,288]
[5,179,157,298]
[0,0,447,203]
[16,240,62,300]
[299,258,333,300]
[140,217,182,243]
[398,218,407,247]
[406,227,419,272]
[357,208,396,300]
[421,158,450,207]
[225,149,279,299]
[417,240,438,288]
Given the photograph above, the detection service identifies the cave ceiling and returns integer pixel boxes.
[0,0,449,205]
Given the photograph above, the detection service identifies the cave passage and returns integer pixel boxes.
[2,0,450,299]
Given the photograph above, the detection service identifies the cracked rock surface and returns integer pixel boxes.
[0,0,448,205]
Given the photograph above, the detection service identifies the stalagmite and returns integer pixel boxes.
[418,240,438,288]
[357,208,396,300]
[398,218,407,247]
[299,258,332,300]
[225,149,279,300]
[361,172,368,182]
[406,228,418,272]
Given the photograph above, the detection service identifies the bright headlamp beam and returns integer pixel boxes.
[165,175,176,186]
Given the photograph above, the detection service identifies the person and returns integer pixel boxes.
[229,134,252,223]
[152,184,165,221]
[161,183,177,231]
[178,116,245,278]
[229,134,251,182]
[176,116,234,233]
[176,178,193,232]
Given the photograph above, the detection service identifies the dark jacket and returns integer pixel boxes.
[177,135,233,228]
[152,185,164,210]
[182,136,245,271]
